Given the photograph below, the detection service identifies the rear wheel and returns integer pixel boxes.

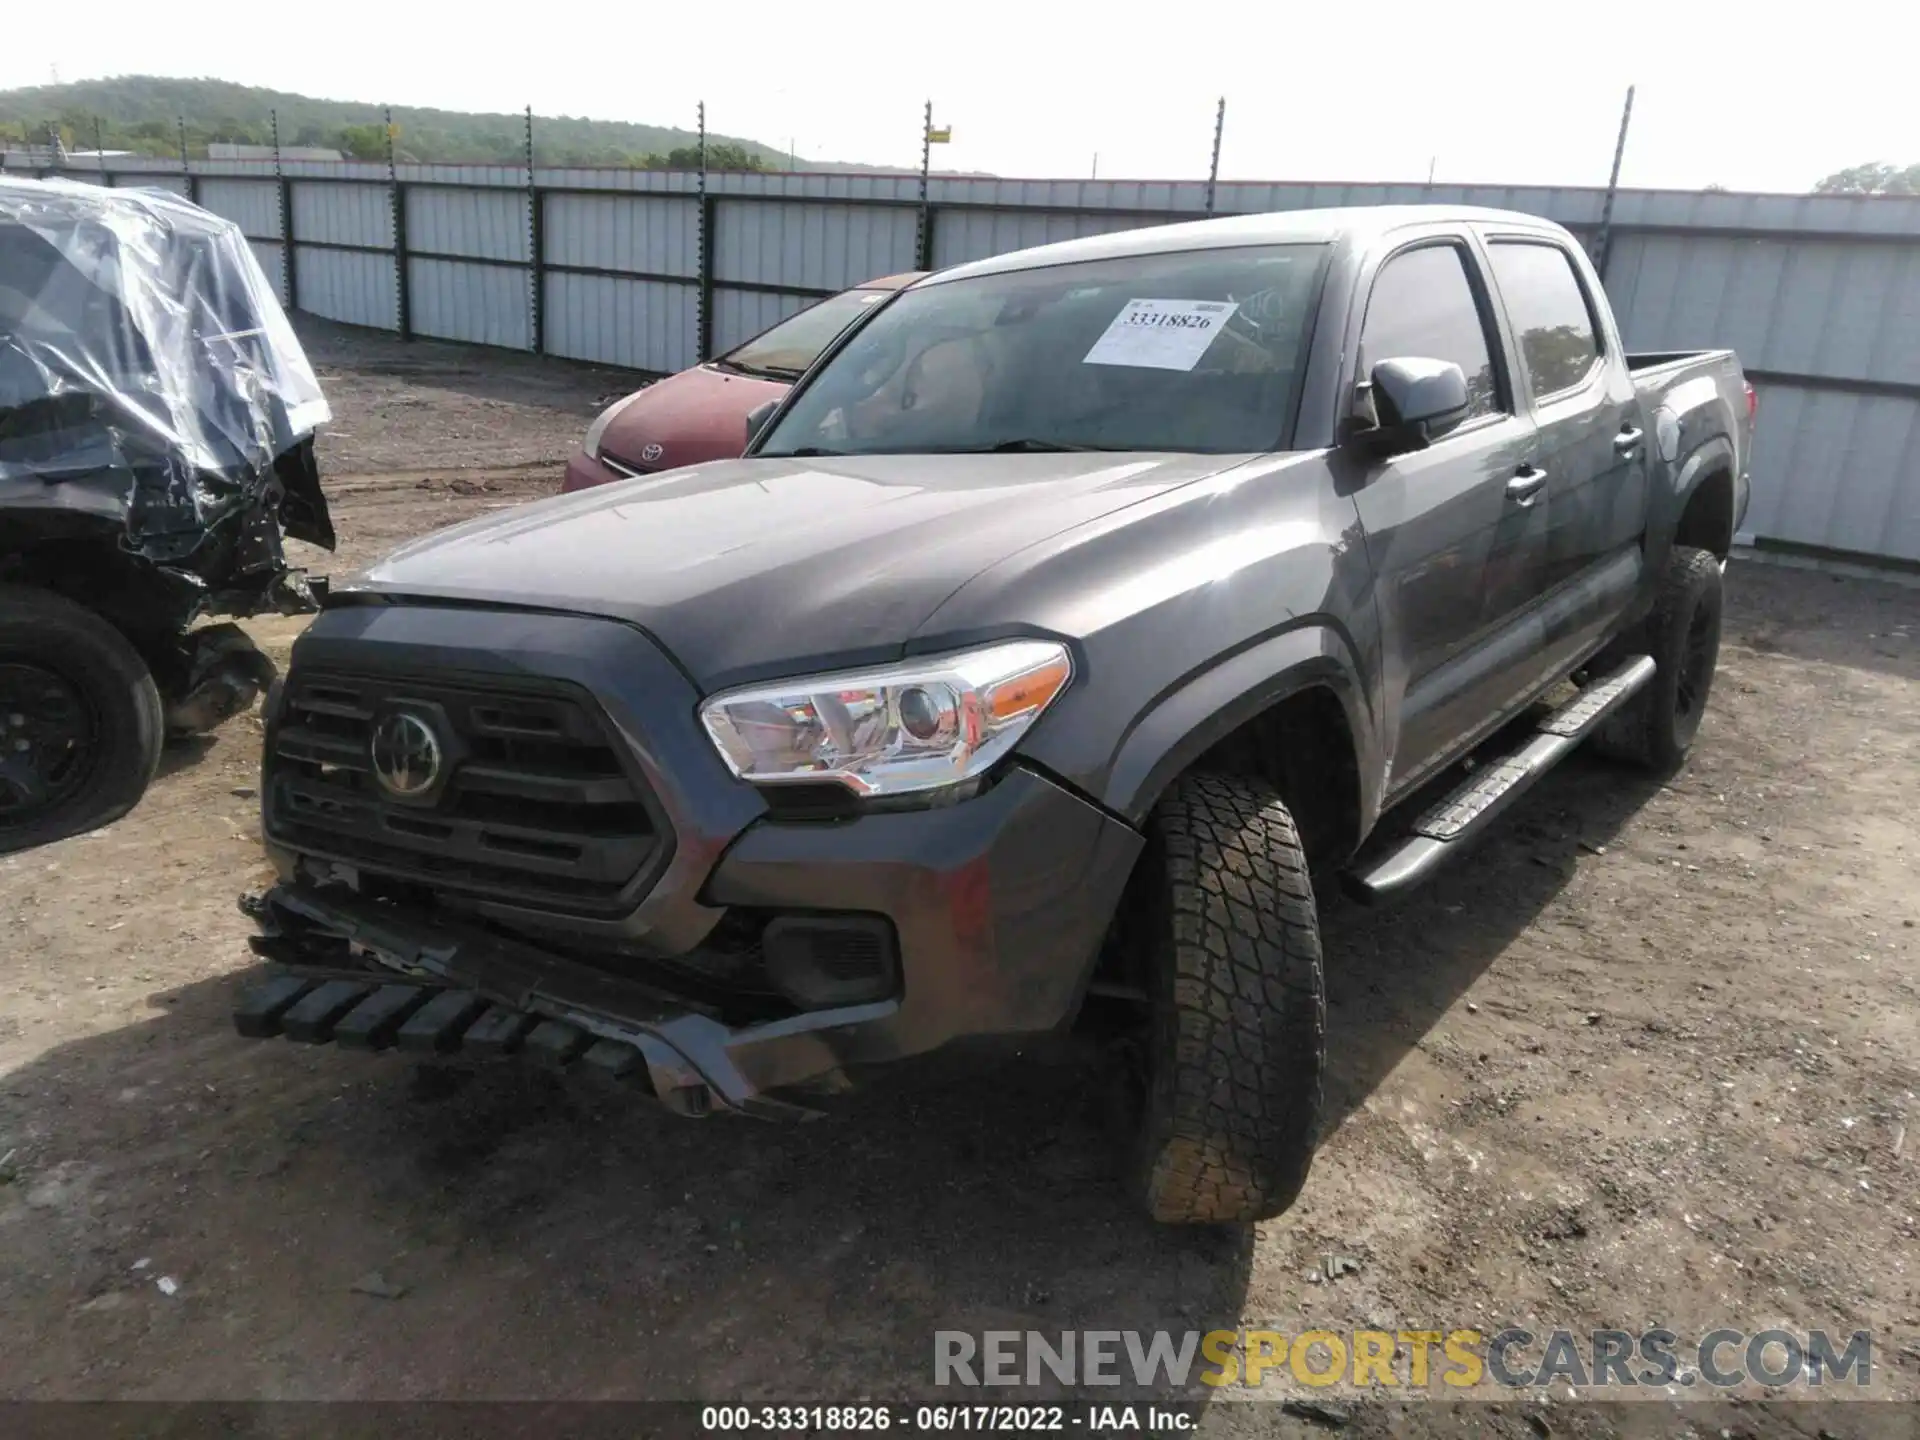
[1593,546,1724,770]
[1124,771,1326,1225]
[0,585,165,854]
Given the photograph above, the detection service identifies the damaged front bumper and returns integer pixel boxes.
[237,883,896,1120]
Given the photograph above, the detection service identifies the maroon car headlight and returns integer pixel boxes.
[583,392,642,460]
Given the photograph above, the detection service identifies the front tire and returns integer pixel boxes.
[1593,546,1724,770]
[1127,772,1326,1225]
[0,585,165,854]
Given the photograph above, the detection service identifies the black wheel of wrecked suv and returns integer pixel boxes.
[0,585,165,854]
[1123,771,1326,1225]
[1592,545,1725,771]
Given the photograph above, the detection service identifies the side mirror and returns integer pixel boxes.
[1353,357,1470,456]
[744,399,780,448]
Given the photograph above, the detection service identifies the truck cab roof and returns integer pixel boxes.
[932,204,1573,286]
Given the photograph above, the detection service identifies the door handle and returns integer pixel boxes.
[1614,426,1645,455]
[1506,465,1548,505]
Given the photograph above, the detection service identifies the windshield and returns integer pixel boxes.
[758,243,1326,457]
[719,288,891,380]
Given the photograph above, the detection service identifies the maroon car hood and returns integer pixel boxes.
[597,365,787,473]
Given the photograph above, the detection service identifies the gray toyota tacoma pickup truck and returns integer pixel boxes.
[235,205,1753,1225]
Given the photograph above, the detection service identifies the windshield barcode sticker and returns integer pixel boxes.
[1082,298,1239,371]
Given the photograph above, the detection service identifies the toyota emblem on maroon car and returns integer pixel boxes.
[640,443,664,463]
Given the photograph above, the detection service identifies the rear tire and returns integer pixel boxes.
[1127,771,1326,1225]
[1592,546,1724,771]
[0,585,165,855]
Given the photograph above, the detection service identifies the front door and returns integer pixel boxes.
[1344,239,1540,799]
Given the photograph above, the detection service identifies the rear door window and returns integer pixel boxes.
[1487,242,1603,398]
[1358,245,1502,420]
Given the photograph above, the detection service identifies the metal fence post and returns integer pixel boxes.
[272,109,299,312]
[387,105,411,340]
[94,117,107,177]
[915,100,935,270]
[1595,84,1635,282]
[177,116,196,204]
[1205,97,1226,215]
[696,102,714,362]
[525,105,543,354]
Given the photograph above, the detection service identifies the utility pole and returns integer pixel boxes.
[1594,84,1636,282]
[1204,96,1226,214]
[1091,152,1099,179]
[1427,155,1436,186]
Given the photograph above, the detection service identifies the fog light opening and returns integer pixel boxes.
[761,915,900,1010]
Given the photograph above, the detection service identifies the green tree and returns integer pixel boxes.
[335,123,390,160]
[1813,161,1920,195]
[657,141,766,171]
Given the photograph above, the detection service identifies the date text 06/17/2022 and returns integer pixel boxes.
[699,1403,1198,1432]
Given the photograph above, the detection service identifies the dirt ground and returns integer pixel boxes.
[1,320,1916,1428]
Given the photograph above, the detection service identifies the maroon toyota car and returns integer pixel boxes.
[563,271,924,493]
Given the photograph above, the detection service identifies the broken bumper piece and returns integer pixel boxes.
[234,884,894,1121]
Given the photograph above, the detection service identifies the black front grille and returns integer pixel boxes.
[266,672,667,914]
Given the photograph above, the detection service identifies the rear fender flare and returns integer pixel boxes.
[1101,623,1376,829]
[1652,433,1737,564]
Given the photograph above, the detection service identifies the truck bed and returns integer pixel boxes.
[1626,348,1749,428]
[1625,348,1740,379]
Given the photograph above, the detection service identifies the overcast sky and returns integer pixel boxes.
[8,0,1916,193]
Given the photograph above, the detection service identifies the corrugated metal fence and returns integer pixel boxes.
[11,156,1919,566]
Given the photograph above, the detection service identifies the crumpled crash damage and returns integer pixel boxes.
[0,176,335,636]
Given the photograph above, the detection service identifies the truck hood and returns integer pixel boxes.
[343,450,1243,689]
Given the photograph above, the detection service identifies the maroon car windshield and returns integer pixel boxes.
[717,288,891,380]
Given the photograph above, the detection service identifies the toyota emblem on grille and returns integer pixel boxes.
[640,442,664,463]
[370,711,444,799]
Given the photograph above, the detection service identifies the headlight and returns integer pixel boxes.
[699,640,1073,799]
[583,392,641,459]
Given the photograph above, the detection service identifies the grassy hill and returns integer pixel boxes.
[0,76,841,170]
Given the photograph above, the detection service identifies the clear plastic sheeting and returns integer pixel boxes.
[0,176,332,611]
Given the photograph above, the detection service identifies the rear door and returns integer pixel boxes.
[1344,236,1540,798]
[1482,235,1649,685]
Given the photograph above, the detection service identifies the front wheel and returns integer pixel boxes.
[1126,771,1326,1225]
[1593,546,1724,771]
[0,585,165,854]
